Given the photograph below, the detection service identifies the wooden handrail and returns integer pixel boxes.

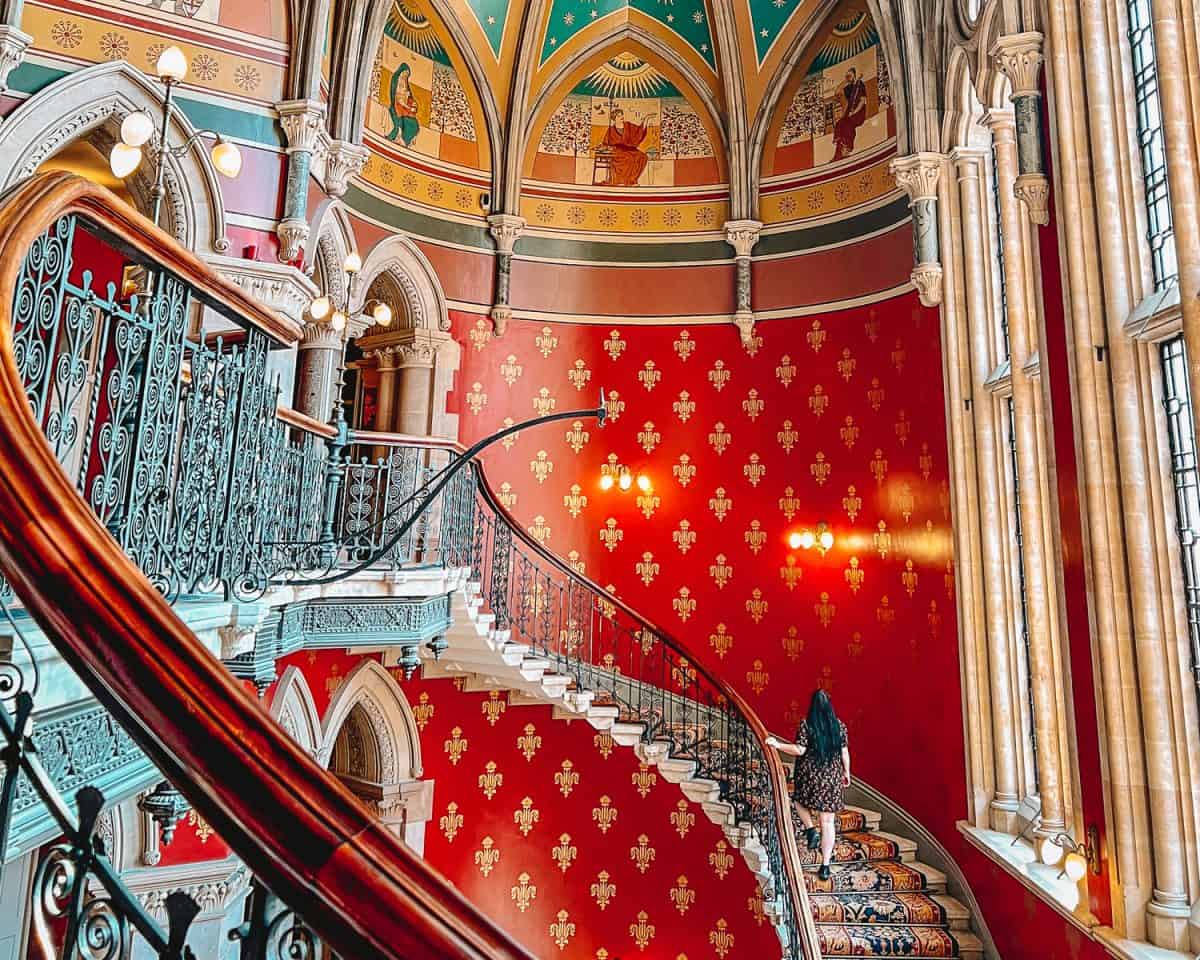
[0,173,534,960]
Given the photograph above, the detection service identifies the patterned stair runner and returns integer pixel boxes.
[796,806,982,958]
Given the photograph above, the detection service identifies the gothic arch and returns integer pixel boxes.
[0,60,230,253]
[269,667,324,757]
[306,198,360,309]
[748,0,909,202]
[354,234,450,333]
[318,660,423,781]
[941,46,990,150]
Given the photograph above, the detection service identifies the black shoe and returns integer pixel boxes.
[818,864,832,881]
[805,827,820,850]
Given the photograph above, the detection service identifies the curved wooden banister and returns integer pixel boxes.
[0,173,535,960]
[470,448,819,956]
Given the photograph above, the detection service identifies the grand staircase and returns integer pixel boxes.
[423,582,984,959]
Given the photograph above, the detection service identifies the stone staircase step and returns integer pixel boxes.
[809,892,965,928]
[803,860,947,895]
[609,721,646,746]
[817,924,982,958]
[583,704,620,730]
[795,831,917,868]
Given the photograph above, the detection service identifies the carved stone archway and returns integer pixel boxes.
[352,235,460,440]
[269,666,324,758]
[0,60,230,253]
[318,661,432,851]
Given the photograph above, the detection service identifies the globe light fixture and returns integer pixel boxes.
[1039,836,1065,866]
[818,527,835,552]
[636,473,651,493]
[330,310,347,333]
[1040,829,1099,881]
[309,295,332,320]
[210,138,243,179]
[618,468,633,491]
[787,531,804,551]
[798,530,816,550]
[155,45,188,82]
[599,473,615,492]
[109,142,144,179]
[344,251,363,274]
[120,110,155,149]
[371,301,393,326]
[1063,852,1088,883]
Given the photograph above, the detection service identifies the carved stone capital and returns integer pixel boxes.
[299,320,347,350]
[991,32,1045,98]
[911,262,944,307]
[395,343,437,368]
[0,26,32,93]
[982,108,1016,138]
[276,99,327,155]
[1014,172,1050,226]
[368,346,398,369]
[491,302,512,336]
[276,218,310,264]
[890,152,944,203]
[949,146,988,181]
[323,140,369,198]
[218,626,256,661]
[723,219,762,259]
[208,254,319,326]
[734,309,756,346]
[487,214,526,254]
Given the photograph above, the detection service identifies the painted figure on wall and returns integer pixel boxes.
[833,66,868,160]
[388,63,421,147]
[598,108,658,186]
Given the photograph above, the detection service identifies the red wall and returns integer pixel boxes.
[451,294,966,852]
[276,650,780,959]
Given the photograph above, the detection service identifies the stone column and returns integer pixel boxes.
[394,343,437,436]
[294,320,344,422]
[724,219,761,345]
[954,144,1022,832]
[487,214,525,335]
[322,140,369,199]
[890,153,944,306]
[991,112,1068,837]
[0,0,30,94]
[992,33,1050,226]
[371,347,399,434]
[275,100,327,264]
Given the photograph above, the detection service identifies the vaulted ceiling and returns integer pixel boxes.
[303,0,948,219]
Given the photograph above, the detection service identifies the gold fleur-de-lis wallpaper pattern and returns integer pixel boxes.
[446,295,956,929]
[293,659,774,957]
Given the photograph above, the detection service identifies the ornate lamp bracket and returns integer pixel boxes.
[724,219,761,345]
[488,214,526,335]
[991,32,1050,226]
[890,152,945,307]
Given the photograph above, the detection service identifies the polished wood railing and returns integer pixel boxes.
[0,172,534,960]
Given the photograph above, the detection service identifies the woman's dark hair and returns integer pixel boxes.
[805,689,842,762]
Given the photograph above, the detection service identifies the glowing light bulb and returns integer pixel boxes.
[819,529,834,551]
[636,474,651,492]
[309,296,331,320]
[156,45,188,82]
[211,139,243,179]
[599,474,615,491]
[330,310,347,332]
[798,530,816,550]
[787,532,804,550]
[120,110,154,148]
[372,302,393,326]
[618,470,633,491]
[1063,852,1087,883]
[343,251,362,274]
[1040,837,1065,866]
[109,143,143,179]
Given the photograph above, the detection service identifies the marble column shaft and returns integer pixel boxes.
[991,117,1068,834]
[954,147,1022,826]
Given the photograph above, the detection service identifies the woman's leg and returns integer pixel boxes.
[794,803,815,830]
[819,811,837,866]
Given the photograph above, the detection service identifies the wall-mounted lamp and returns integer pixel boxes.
[789,521,834,556]
[110,46,242,227]
[599,465,651,494]
[1040,827,1100,881]
[308,251,393,333]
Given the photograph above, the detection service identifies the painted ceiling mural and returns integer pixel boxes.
[366,0,486,170]
[766,7,895,176]
[531,53,721,188]
[539,0,717,69]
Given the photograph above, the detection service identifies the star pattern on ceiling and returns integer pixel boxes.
[540,0,716,69]
[748,0,806,64]
[463,0,508,58]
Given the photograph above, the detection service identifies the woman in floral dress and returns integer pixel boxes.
[768,689,851,880]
